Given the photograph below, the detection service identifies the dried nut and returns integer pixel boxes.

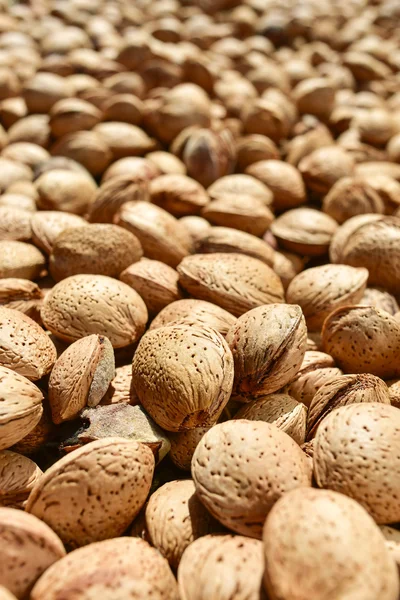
[329,214,384,264]
[202,195,274,237]
[360,175,400,214]
[132,324,234,431]
[102,364,138,406]
[11,402,56,456]
[102,157,161,183]
[241,98,290,143]
[357,162,400,183]
[354,109,394,146]
[31,211,87,255]
[35,169,97,215]
[307,373,390,440]
[388,134,400,163]
[272,250,305,290]
[49,98,102,138]
[322,306,400,379]
[208,174,273,207]
[102,94,144,125]
[293,78,336,119]
[236,134,280,170]
[270,208,338,256]
[0,279,43,321]
[0,307,56,380]
[226,304,307,399]
[235,393,307,445]
[179,216,211,246]
[22,72,72,113]
[0,193,36,213]
[263,488,399,600]
[48,335,114,424]
[146,480,220,569]
[286,125,334,167]
[0,158,32,193]
[0,241,45,280]
[1,143,49,170]
[246,160,306,211]
[299,146,355,195]
[0,97,26,129]
[169,427,210,471]
[8,114,50,149]
[314,403,400,524]
[286,264,368,331]
[0,508,66,599]
[360,288,399,315]
[284,351,343,408]
[33,157,89,180]
[192,420,311,538]
[178,534,266,600]
[380,526,400,570]
[94,122,156,159]
[116,201,191,268]
[150,299,236,337]
[51,131,112,177]
[0,450,42,508]
[41,274,148,348]
[322,177,385,224]
[146,150,186,175]
[195,226,275,266]
[0,586,17,600]
[88,177,149,225]
[30,537,178,600]
[120,258,183,316]
[343,51,392,81]
[26,438,155,548]
[149,174,209,217]
[178,253,284,317]
[49,224,143,282]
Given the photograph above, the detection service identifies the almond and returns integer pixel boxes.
[94,122,156,160]
[149,173,209,217]
[0,450,42,509]
[270,208,338,255]
[202,195,274,237]
[299,146,355,195]
[246,160,306,211]
[88,176,149,224]
[323,177,385,224]
[51,131,112,176]
[0,278,43,321]
[208,173,273,206]
[169,427,210,471]
[360,287,399,314]
[35,168,97,215]
[31,211,87,255]
[194,226,275,266]
[102,364,138,406]
[0,241,45,280]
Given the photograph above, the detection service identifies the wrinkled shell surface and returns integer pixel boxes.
[0,279,43,321]
[0,450,42,509]
[31,211,87,255]
[270,208,338,256]
[169,427,210,471]
[150,299,236,337]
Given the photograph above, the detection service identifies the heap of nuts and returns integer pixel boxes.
[0,0,400,597]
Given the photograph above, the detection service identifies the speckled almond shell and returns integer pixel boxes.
[270,208,338,256]
[169,427,210,471]
[314,403,400,524]
[0,307,57,380]
[178,534,267,600]
[263,488,399,600]
[226,304,307,398]
[102,364,138,405]
[31,211,87,254]
[0,279,43,321]
[307,373,390,440]
[329,214,384,264]
[202,195,274,237]
[0,507,66,600]
[150,299,236,337]
[191,420,312,538]
[195,226,275,267]
[26,437,155,548]
[322,305,400,378]
[0,241,45,280]
[149,174,209,217]
[0,450,42,509]
[246,160,306,211]
[41,274,148,348]
[286,264,368,331]
[131,324,234,432]
[0,206,32,241]
[235,394,307,445]
[145,480,220,569]
[49,334,115,424]
[30,537,178,600]
[178,253,284,317]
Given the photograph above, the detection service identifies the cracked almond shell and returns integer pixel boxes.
[0,450,42,509]
[26,437,155,548]
[150,299,236,337]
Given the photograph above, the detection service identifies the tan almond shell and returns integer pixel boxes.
[286,264,368,331]
[49,224,143,282]
[26,437,155,548]
[202,195,274,237]
[387,380,400,409]
[120,258,183,316]
[169,427,210,471]
[30,537,178,600]
[307,373,390,440]
[0,450,42,509]
[102,364,138,405]
[0,241,45,280]
[49,334,115,424]
[11,402,55,456]
[0,206,32,241]
[0,307,57,380]
[87,177,149,224]
[314,403,400,524]
[246,160,306,211]
[208,173,273,206]
[146,151,186,176]
[329,214,384,264]
[179,216,211,247]
[41,274,148,348]
[178,534,267,600]
[322,177,385,224]
[177,253,285,317]
[263,488,399,600]
[31,211,87,255]
[270,207,338,255]
[35,169,97,215]
[380,526,400,570]
[284,351,343,408]
[0,193,37,213]
[116,200,191,268]
[149,299,236,337]
[322,305,400,379]
[0,278,43,321]
[149,174,209,217]
[93,121,156,159]
[272,250,305,291]
[192,420,311,538]
[299,146,355,195]
[101,157,160,184]
[0,508,66,600]
[226,304,307,399]
[145,480,220,569]
[0,586,17,600]
[235,393,307,445]
[360,288,399,315]
[131,324,234,432]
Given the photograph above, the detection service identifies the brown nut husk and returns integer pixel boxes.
[314,403,400,524]
[270,208,338,256]
[192,420,311,538]
[26,437,155,548]
[132,324,234,432]
[0,450,42,509]
[263,488,399,600]
[150,299,236,337]
[226,304,307,399]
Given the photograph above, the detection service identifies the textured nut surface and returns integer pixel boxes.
[0,450,42,508]
[26,437,155,548]
[145,480,220,569]
[299,146,355,195]
[314,403,400,524]
[322,177,385,224]
[208,173,273,206]
[329,214,383,264]
[150,174,209,217]
[0,279,43,321]
[169,427,210,472]
[41,274,148,348]
[380,526,400,569]
[235,394,307,445]
[195,227,275,267]
[102,364,138,406]
[88,177,149,224]
[51,131,112,176]
[49,334,115,424]
[192,420,311,538]
[226,304,307,398]
[202,195,274,237]
[178,534,266,600]
[94,122,156,159]
[286,264,368,331]
[150,299,236,337]
[0,241,45,280]
[178,253,284,317]
[270,208,338,255]
[30,537,178,600]
[0,206,32,241]
[31,211,87,255]
[35,169,97,215]
[246,160,306,211]
[263,488,399,600]
[132,324,234,431]
[0,307,56,380]
[360,288,399,315]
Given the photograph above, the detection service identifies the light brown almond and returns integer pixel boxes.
[150,299,236,337]
[31,211,87,255]
[270,208,338,255]
[35,168,97,215]
[195,226,275,267]
[0,278,43,321]
[169,427,210,471]
[150,173,209,217]
[0,450,42,509]
[246,160,306,211]
[202,195,274,237]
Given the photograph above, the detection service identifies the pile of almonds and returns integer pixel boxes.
[0,0,400,597]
